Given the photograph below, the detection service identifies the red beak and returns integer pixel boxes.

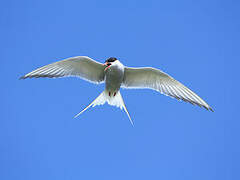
[104,62,112,71]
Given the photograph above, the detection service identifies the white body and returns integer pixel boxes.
[105,60,125,94]
[20,56,213,125]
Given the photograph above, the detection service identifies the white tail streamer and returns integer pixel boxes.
[74,91,134,126]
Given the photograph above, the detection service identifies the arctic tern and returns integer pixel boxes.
[20,56,213,125]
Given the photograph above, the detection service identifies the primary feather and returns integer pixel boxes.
[20,56,105,84]
[122,67,213,111]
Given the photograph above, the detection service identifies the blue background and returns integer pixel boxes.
[1,0,238,179]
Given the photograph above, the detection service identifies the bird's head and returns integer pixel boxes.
[103,57,117,71]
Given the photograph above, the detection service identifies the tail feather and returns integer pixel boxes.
[74,91,133,126]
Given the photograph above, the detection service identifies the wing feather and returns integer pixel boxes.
[122,67,213,111]
[20,56,105,84]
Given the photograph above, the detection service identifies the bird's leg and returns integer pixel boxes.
[109,92,111,97]
[113,92,116,97]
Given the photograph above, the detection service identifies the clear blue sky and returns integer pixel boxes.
[1,0,238,179]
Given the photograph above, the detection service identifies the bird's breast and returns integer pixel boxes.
[105,65,124,93]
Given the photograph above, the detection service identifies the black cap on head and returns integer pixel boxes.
[105,57,117,63]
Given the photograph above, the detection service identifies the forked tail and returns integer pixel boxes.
[74,91,133,126]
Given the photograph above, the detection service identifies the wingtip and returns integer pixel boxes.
[199,104,214,112]
[209,107,214,112]
[204,106,214,112]
[73,115,78,119]
[19,76,25,80]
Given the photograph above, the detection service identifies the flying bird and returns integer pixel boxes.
[20,56,213,125]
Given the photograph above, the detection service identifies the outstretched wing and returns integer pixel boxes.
[122,67,213,111]
[20,56,105,84]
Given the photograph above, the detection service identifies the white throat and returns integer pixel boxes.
[111,60,124,70]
